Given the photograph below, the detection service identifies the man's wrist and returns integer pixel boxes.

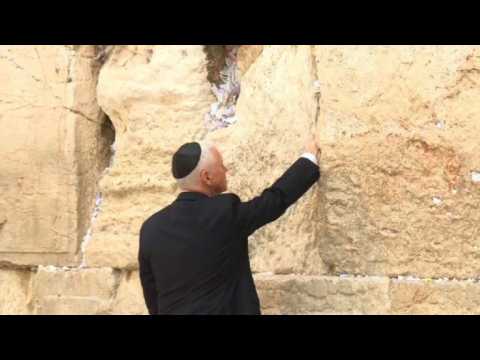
[301,152,318,165]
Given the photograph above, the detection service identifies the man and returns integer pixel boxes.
[139,137,321,315]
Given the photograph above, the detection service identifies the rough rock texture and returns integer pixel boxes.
[32,267,117,315]
[313,46,480,278]
[3,45,480,314]
[255,274,391,314]
[110,271,148,315]
[390,279,480,314]
[0,269,33,314]
[0,45,111,267]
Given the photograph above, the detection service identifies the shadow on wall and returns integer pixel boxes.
[99,112,116,170]
[204,45,228,85]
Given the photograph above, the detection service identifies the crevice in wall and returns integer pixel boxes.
[253,271,480,284]
[310,45,322,128]
[304,45,330,275]
[203,45,241,132]
[62,106,99,123]
[78,112,116,268]
[99,113,116,169]
[0,261,36,271]
[204,45,227,85]
[94,45,115,65]
[73,46,117,269]
[24,267,37,314]
[108,269,124,310]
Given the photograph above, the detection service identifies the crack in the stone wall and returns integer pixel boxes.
[304,45,331,275]
[77,116,116,269]
[73,45,118,270]
[62,106,100,123]
[203,45,241,134]
[25,268,37,314]
[94,45,115,64]
[310,45,322,128]
[107,269,124,313]
[79,193,103,268]
[0,54,42,83]
[0,261,36,271]
[34,46,62,100]
[253,271,480,284]
[73,45,117,269]
[66,48,73,84]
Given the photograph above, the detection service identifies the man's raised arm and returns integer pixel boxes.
[233,136,321,237]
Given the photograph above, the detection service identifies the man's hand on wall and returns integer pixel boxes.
[305,135,321,160]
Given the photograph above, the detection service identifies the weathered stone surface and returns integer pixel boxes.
[237,45,263,76]
[84,45,214,269]
[313,45,480,278]
[208,45,326,275]
[110,271,148,315]
[254,274,391,314]
[32,267,117,315]
[390,278,480,314]
[0,269,33,314]
[0,45,109,266]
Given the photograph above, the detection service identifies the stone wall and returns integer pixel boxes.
[1,45,480,314]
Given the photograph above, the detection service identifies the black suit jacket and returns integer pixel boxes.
[139,157,320,315]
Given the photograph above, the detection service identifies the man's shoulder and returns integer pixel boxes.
[140,205,173,235]
[213,192,241,204]
[190,193,241,220]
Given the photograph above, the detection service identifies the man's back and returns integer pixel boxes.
[139,157,320,315]
[140,192,259,314]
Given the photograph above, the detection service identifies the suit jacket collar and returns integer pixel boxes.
[176,192,210,202]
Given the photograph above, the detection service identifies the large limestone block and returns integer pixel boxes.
[254,274,390,314]
[208,45,326,275]
[313,45,480,278]
[32,267,117,315]
[0,269,33,314]
[390,278,480,314]
[110,271,148,315]
[0,45,108,266]
[85,46,214,269]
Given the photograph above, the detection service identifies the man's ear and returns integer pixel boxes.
[199,169,210,185]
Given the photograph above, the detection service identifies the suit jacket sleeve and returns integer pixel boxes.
[138,232,158,315]
[233,157,320,237]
